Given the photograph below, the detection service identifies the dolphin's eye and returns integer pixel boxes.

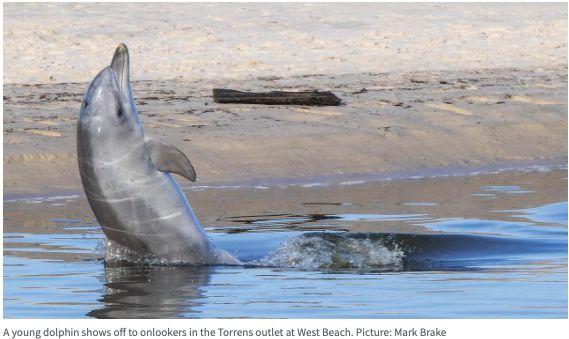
[84,101,88,107]
[117,108,123,117]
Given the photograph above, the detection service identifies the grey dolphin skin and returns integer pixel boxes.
[77,43,240,265]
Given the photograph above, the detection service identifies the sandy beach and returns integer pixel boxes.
[3,3,567,195]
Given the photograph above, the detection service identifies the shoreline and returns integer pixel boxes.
[4,163,566,238]
[4,159,566,201]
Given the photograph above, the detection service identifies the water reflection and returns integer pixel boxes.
[88,264,213,318]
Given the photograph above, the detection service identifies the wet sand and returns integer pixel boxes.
[4,167,566,247]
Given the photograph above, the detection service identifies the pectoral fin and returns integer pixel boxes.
[146,139,197,182]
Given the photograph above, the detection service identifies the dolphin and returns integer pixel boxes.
[77,43,239,265]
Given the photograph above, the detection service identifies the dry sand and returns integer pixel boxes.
[2,3,568,196]
[3,3,567,84]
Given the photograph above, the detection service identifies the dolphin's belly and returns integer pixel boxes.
[83,164,214,262]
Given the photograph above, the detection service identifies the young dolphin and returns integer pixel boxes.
[77,43,240,265]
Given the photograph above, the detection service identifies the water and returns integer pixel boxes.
[3,167,567,318]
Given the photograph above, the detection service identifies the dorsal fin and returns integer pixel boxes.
[146,139,197,182]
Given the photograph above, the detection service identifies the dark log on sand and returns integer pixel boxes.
[213,89,341,106]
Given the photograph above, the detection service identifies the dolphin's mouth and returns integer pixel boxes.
[111,43,129,99]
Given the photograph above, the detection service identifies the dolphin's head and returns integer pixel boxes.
[78,43,143,150]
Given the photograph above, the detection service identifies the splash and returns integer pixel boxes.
[104,241,179,266]
[104,240,240,266]
[257,233,405,270]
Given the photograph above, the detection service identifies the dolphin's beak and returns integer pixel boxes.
[111,43,130,98]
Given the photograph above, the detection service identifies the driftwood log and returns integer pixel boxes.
[213,89,341,106]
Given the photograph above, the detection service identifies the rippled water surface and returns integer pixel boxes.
[3,167,568,318]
